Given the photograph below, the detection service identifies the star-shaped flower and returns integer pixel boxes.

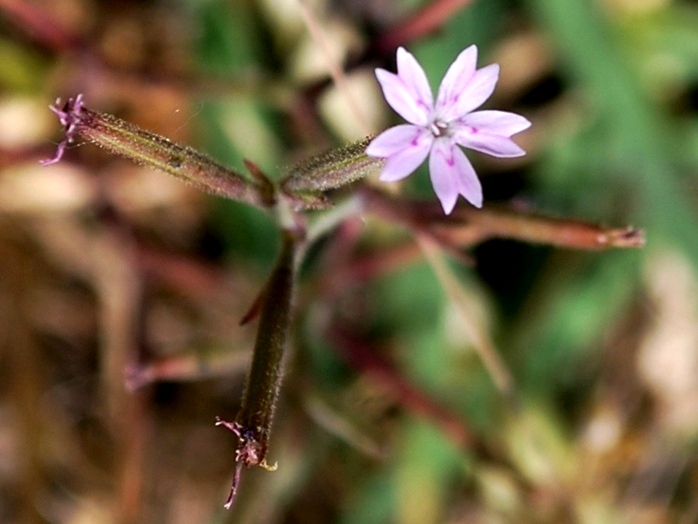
[366,46,531,214]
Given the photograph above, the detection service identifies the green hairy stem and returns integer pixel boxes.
[77,108,268,207]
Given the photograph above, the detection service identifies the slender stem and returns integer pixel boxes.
[296,0,372,135]
[216,227,299,509]
[281,137,382,194]
[42,96,268,207]
[361,186,645,251]
[237,229,298,447]
[417,235,515,400]
[372,0,476,55]
[77,108,267,206]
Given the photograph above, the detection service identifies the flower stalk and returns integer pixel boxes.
[216,226,300,509]
[281,137,382,196]
[42,95,268,207]
[360,185,645,250]
[42,95,382,212]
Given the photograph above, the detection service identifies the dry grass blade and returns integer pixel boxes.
[417,235,515,400]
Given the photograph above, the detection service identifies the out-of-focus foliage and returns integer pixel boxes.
[1,0,697,523]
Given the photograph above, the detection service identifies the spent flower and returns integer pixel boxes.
[366,46,531,214]
[41,94,86,166]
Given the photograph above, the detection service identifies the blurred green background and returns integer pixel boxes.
[1,0,698,522]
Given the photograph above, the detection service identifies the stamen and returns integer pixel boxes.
[429,120,450,138]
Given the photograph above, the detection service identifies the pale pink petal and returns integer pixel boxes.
[455,129,526,158]
[451,146,482,208]
[429,140,482,212]
[378,131,433,182]
[460,110,531,137]
[429,142,458,213]
[440,64,500,121]
[429,141,482,212]
[372,45,529,213]
[396,47,433,113]
[366,124,425,157]
[435,45,478,115]
[376,69,430,126]
[381,146,432,182]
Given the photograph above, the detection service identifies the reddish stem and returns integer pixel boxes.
[361,186,645,251]
[0,0,82,51]
[373,0,477,55]
[327,324,477,451]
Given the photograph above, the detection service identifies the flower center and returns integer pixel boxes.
[429,119,451,139]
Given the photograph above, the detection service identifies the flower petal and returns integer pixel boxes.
[439,63,500,121]
[366,124,424,157]
[452,147,483,208]
[428,143,458,214]
[435,45,478,115]
[460,110,531,137]
[396,47,433,114]
[376,69,431,126]
[371,127,433,182]
[381,146,432,182]
[428,140,482,213]
[455,128,526,158]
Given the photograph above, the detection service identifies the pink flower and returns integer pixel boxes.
[366,46,531,214]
